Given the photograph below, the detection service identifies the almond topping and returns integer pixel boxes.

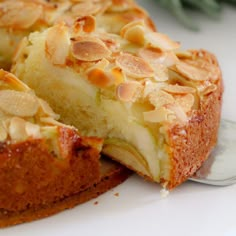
[87,68,113,88]
[71,37,111,62]
[9,117,28,142]
[25,122,41,139]
[202,84,217,95]
[116,81,141,102]
[0,2,42,29]
[145,32,180,51]
[143,107,174,123]
[167,104,188,123]
[0,90,39,117]
[38,99,60,120]
[45,24,70,65]
[175,61,211,81]
[71,2,101,16]
[162,84,196,94]
[116,53,154,79]
[73,15,96,34]
[176,94,195,113]
[148,90,175,108]
[121,21,145,45]
[139,48,179,67]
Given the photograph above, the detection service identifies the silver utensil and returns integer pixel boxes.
[189,119,236,186]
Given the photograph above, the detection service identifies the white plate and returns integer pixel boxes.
[1,2,236,236]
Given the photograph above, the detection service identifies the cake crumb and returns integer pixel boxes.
[114,192,119,197]
[94,201,99,205]
[160,188,169,198]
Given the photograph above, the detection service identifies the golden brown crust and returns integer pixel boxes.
[0,127,101,212]
[166,52,223,189]
[0,158,131,228]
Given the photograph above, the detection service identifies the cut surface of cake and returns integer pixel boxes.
[12,14,223,189]
[0,70,131,227]
[0,0,154,70]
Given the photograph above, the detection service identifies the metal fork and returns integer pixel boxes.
[189,119,236,186]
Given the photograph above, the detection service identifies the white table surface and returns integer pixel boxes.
[1,1,236,236]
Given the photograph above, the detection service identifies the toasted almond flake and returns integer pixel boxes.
[143,107,174,123]
[175,94,195,113]
[116,81,141,102]
[116,53,154,79]
[0,123,7,142]
[0,90,39,117]
[148,90,175,108]
[9,117,28,142]
[162,84,196,94]
[145,32,180,51]
[0,2,42,29]
[73,15,96,34]
[139,48,179,67]
[25,122,41,139]
[175,50,192,59]
[120,20,145,45]
[45,24,70,65]
[175,61,211,81]
[0,70,30,92]
[167,104,188,123]
[87,68,113,88]
[111,67,124,85]
[71,2,101,15]
[71,37,111,62]
[40,117,67,127]
[38,99,60,120]
[153,64,169,82]
[202,84,217,95]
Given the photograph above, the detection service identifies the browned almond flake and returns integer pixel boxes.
[73,15,96,33]
[175,94,195,113]
[87,68,113,88]
[162,84,196,94]
[45,24,70,65]
[71,37,111,62]
[0,2,42,29]
[116,53,154,78]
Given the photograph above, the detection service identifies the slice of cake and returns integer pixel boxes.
[12,15,223,189]
[0,0,154,70]
[0,70,131,227]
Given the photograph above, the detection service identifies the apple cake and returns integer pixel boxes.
[12,16,223,189]
[0,70,131,227]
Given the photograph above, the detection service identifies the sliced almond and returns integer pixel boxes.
[202,84,217,95]
[175,50,192,59]
[120,20,145,45]
[73,15,96,34]
[87,68,113,88]
[139,48,179,67]
[40,117,67,127]
[45,23,70,65]
[166,104,188,123]
[0,90,39,117]
[38,98,60,120]
[175,94,195,113]
[116,81,141,102]
[71,2,101,16]
[143,107,174,123]
[25,122,41,139]
[0,2,42,29]
[71,37,111,62]
[9,117,28,142]
[116,53,154,79]
[148,90,175,108]
[162,84,196,94]
[175,61,211,81]
[145,32,180,51]
[111,67,125,85]
[0,122,7,142]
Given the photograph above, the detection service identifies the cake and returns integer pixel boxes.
[12,15,223,189]
[0,70,131,227]
[0,0,154,70]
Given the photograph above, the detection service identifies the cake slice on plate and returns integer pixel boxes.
[12,15,223,189]
[0,70,131,227]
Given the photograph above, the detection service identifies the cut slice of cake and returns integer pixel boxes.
[0,0,154,70]
[0,70,131,227]
[12,16,223,189]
